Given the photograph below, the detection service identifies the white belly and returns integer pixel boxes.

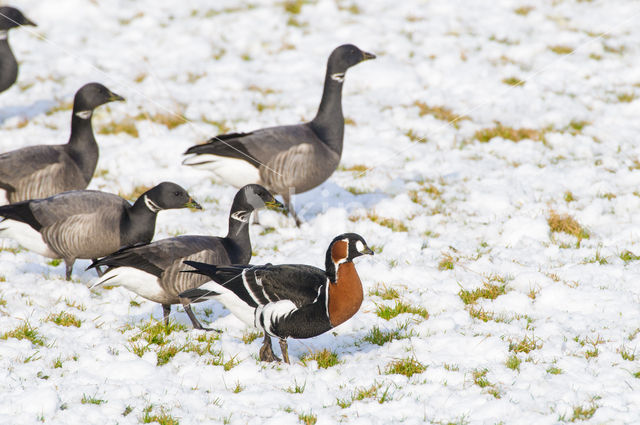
[182,154,260,188]
[0,219,56,258]
[92,267,166,303]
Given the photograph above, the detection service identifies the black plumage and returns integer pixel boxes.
[181,233,374,363]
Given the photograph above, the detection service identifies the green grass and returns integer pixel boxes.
[98,117,139,137]
[285,379,306,394]
[582,250,609,265]
[502,76,525,86]
[474,123,546,143]
[297,411,317,425]
[508,335,542,354]
[547,365,562,375]
[368,284,400,300]
[412,100,469,128]
[141,405,180,425]
[549,45,574,55]
[505,355,521,371]
[360,212,408,232]
[438,253,455,271]
[301,349,340,368]
[548,209,590,244]
[47,259,62,267]
[46,311,81,328]
[337,383,392,408]
[458,282,506,305]
[81,394,106,405]
[620,250,640,263]
[242,330,263,344]
[1,322,45,346]
[568,404,597,422]
[385,357,426,377]
[376,301,428,320]
[362,324,412,346]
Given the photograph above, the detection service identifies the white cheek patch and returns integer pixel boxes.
[75,110,92,119]
[144,195,162,213]
[231,210,250,223]
[331,72,345,82]
[355,240,365,253]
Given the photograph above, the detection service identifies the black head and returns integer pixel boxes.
[327,44,376,77]
[141,182,202,212]
[73,82,125,114]
[229,184,284,223]
[0,7,36,31]
[324,233,373,281]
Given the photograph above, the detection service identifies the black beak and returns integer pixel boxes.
[360,245,374,255]
[22,17,36,27]
[184,197,203,210]
[265,198,286,213]
[108,91,125,102]
[362,51,376,61]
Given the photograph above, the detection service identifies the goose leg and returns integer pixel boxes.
[279,338,290,364]
[184,304,220,332]
[64,260,74,281]
[162,304,171,326]
[282,193,301,227]
[259,334,281,362]
[92,259,104,277]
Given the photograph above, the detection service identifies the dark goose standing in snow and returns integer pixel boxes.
[0,182,201,280]
[183,44,375,225]
[180,233,373,363]
[0,6,36,94]
[0,83,124,204]
[89,184,283,329]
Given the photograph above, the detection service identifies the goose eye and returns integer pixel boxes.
[174,191,181,196]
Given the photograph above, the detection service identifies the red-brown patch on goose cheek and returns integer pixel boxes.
[331,240,348,263]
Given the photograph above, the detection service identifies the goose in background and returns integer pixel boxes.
[0,182,200,280]
[0,6,36,94]
[0,82,124,204]
[89,184,283,329]
[183,44,375,225]
[181,233,373,363]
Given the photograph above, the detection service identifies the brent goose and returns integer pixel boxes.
[0,83,124,204]
[0,6,36,94]
[181,233,373,363]
[0,182,201,280]
[89,184,283,329]
[183,44,375,225]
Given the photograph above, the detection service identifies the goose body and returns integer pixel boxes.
[0,182,200,279]
[183,45,375,225]
[0,7,35,94]
[89,185,282,329]
[181,233,373,363]
[0,83,124,204]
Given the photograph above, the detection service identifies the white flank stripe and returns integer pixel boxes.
[255,300,297,336]
[0,220,56,258]
[92,267,165,303]
[182,154,260,188]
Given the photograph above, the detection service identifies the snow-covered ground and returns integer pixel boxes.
[1,0,640,423]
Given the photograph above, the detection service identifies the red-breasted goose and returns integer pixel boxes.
[0,83,124,204]
[0,182,200,280]
[88,184,283,330]
[180,233,373,363]
[0,6,36,94]
[182,45,375,226]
